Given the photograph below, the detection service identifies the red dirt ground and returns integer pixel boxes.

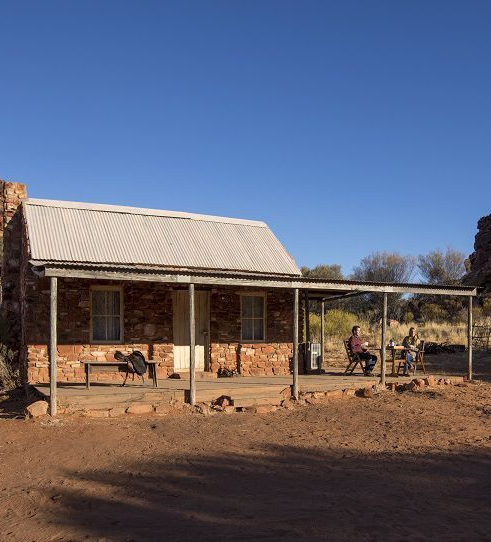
[2,376,491,541]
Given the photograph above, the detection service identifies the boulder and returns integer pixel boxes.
[281,397,296,410]
[26,400,48,418]
[196,403,214,416]
[155,403,172,415]
[214,395,231,408]
[126,403,153,414]
[424,375,436,387]
[108,407,126,417]
[466,213,491,294]
[362,387,374,398]
[85,409,109,418]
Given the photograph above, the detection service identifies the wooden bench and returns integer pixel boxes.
[83,360,159,390]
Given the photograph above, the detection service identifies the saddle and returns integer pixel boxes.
[114,350,148,386]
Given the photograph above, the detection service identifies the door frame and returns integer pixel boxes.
[172,289,210,372]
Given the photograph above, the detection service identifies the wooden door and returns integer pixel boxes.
[173,290,210,372]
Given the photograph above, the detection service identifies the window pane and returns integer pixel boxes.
[108,291,120,316]
[242,318,253,341]
[92,316,106,341]
[92,291,106,316]
[253,296,264,318]
[253,318,264,341]
[242,296,253,318]
[108,316,121,341]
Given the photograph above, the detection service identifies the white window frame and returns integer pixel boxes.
[240,292,266,342]
[90,285,124,344]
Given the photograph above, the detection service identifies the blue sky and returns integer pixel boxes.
[1,0,490,275]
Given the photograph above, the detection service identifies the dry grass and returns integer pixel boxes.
[383,321,467,346]
[309,311,468,362]
[0,345,19,390]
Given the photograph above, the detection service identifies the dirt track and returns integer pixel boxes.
[2,381,491,541]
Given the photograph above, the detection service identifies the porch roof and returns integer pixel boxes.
[31,261,479,297]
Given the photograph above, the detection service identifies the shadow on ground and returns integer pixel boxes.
[425,350,491,382]
[0,388,26,419]
[49,444,491,541]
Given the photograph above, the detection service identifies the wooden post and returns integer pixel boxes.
[49,276,58,416]
[189,283,196,406]
[304,291,310,372]
[293,288,299,400]
[304,291,310,343]
[468,295,473,381]
[320,299,325,371]
[380,292,388,386]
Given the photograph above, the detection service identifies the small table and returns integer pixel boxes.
[83,361,159,389]
[380,346,407,377]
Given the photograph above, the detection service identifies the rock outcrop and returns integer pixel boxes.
[466,213,491,295]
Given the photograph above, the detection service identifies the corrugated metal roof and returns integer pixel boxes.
[23,199,301,276]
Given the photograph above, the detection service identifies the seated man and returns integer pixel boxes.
[347,325,377,376]
[402,327,421,375]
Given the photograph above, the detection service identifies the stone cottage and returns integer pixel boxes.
[1,180,305,385]
[0,179,478,398]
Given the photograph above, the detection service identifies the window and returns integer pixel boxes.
[241,294,265,341]
[91,287,123,342]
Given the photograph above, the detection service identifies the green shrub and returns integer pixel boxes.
[420,303,449,323]
[309,309,364,342]
[403,311,414,323]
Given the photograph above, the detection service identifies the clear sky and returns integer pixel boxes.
[1,1,490,275]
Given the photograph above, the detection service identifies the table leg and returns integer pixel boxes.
[153,365,158,388]
[85,364,90,390]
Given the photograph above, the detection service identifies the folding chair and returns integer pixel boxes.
[397,340,426,376]
[343,340,365,375]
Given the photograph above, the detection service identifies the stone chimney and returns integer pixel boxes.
[0,180,28,349]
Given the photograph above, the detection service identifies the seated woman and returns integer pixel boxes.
[347,325,377,376]
[402,327,421,375]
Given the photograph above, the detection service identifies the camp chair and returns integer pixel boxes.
[397,340,426,376]
[343,340,365,375]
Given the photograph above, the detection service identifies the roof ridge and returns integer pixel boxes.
[23,198,268,228]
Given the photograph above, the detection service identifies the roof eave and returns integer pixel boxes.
[31,261,479,297]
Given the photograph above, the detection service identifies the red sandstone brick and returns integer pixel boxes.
[57,345,74,355]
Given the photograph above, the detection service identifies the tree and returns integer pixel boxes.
[351,252,416,283]
[348,252,416,321]
[413,249,468,322]
[417,248,466,285]
[301,264,343,280]
[301,264,344,316]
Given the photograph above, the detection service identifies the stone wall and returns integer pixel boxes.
[0,180,27,351]
[209,288,294,376]
[23,276,299,384]
[24,278,175,383]
[467,213,491,295]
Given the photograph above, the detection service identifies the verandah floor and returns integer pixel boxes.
[32,366,464,413]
